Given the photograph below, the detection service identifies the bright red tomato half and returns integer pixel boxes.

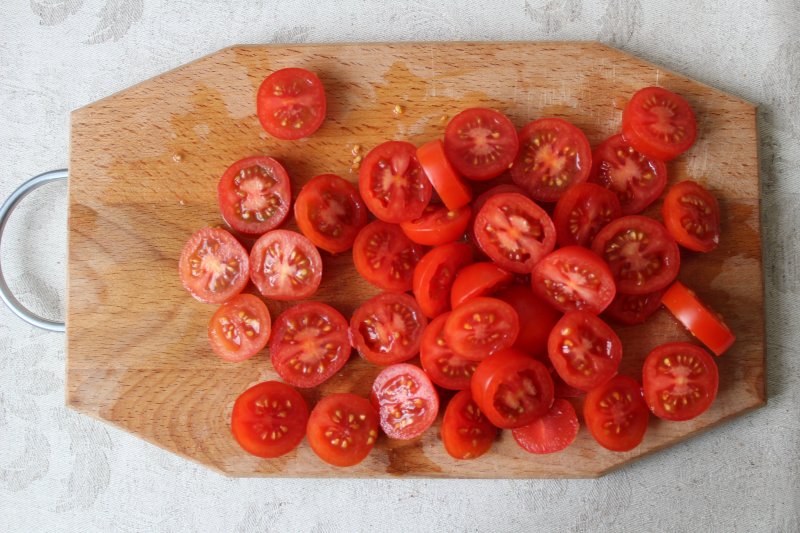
[444,297,520,361]
[294,174,367,254]
[420,313,478,390]
[353,220,424,293]
[443,108,519,181]
[531,246,616,314]
[400,204,471,246]
[413,243,473,318]
[417,139,472,210]
[622,86,697,161]
[371,363,439,440]
[307,393,379,467]
[583,375,649,452]
[349,292,427,365]
[249,230,322,300]
[179,227,249,304]
[218,156,292,235]
[661,281,735,356]
[553,182,622,247]
[449,262,513,309]
[441,390,497,460]
[467,183,526,244]
[604,289,665,325]
[512,398,579,454]
[257,67,326,140]
[495,285,561,358]
[662,180,720,252]
[208,294,271,362]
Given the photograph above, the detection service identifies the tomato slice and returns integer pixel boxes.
[349,293,428,366]
[471,349,554,428]
[249,230,322,300]
[444,297,519,361]
[230,381,309,458]
[662,180,720,252]
[449,262,513,309]
[208,294,271,362]
[583,375,649,452]
[495,285,561,358]
[413,243,473,318]
[218,156,292,235]
[512,398,579,454]
[473,192,556,274]
[420,313,478,390]
[661,281,735,356]
[417,140,472,210]
[179,227,249,304]
[269,302,351,388]
[531,246,616,314]
[591,215,680,295]
[589,134,668,215]
[441,390,497,459]
[294,174,367,254]
[622,86,697,161]
[371,363,439,440]
[307,393,379,467]
[359,141,432,223]
[553,182,622,247]
[642,342,719,421]
[400,204,471,246]
[443,108,519,181]
[510,118,592,202]
[547,311,622,391]
[604,289,665,326]
[353,220,424,292]
[256,67,326,140]
[467,183,525,244]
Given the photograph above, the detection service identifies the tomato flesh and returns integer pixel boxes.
[622,86,697,161]
[604,289,665,325]
[443,108,519,181]
[417,139,472,210]
[512,398,579,454]
[257,67,326,140]
[400,204,471,246]
[413,243,473,318]
[249,230,322,300]
[208,294,271,362]
[450,262,513,309]
[353,220,423,293]
[179,227,249,304]
[441,390,497,459]
[444,297,520,361]
[661,281,735,356]
[495,285,561,358]
[662,180,720,252]
[307,393,379,467]
[584,375,649,452]
[371,364,439,440]
[531,246,616,314]
[553,182,622,247]
[218,156,292,235]
[420,313,478,390]
[349,292,427,366]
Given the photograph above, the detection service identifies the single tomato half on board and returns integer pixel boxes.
[443,108,519,181]
[179,227,249,304]
[307,393,379,467]
[257,67,326,140]
[249,230,322,300]
[441,390,497,460]
[350,292,427,366]
[208,294,271,362]
[371,363,439,440]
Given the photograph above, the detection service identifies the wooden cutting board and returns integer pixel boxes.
[66,42,764,478]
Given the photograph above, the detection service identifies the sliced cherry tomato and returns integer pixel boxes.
[512,398,579,454]
[371,363,439,440]
[473,192,556,273]
[441,390,497,459]
[467,183,525,244]
[443,108,519,181]
[495,285,561,357]
[208,294,271,362]
[589,134,668,215]
[444,297,519,361]
[553,182,622,247]
[583,375,649,452]
[294,174,367,254]
[471,349,554,428]
[413,243,473,318]
[218,156,292,235]
[400,204,471,246]
[510,118,592,202]
[417,140,472,210]
[661,281,735,356]
[230,381,309,458]
[179,227,249,304]
[531,246,616,314]
[359,141,432,223]
[420,313,478,390]
[353,220,423,292]
[450,262,513,309]
[662,180,720,252]
[591,215,680,295]
[307,393,379,467]
[256,67,326,140]
[249,230,322,300]
[349,293,427,366]
[642,342,719,421]
[604,289,665,325]
[269,302,351,388]
[622,86,697,161]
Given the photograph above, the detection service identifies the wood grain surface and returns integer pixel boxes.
[66,42,764,478]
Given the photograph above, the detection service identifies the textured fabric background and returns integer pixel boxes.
[0,1,798,531]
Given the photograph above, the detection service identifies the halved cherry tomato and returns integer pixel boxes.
[604,289,665,325]
[661,281,735,356]
[269,302,350,388]
[400,204,471,246]
[471,349,554,428]
[413,243,473,318]
[257,67,326,140]
[662,180,720,252]
[553,182,622,247]
[359,141,432,223]
[441,390,497,459]
[230,381,309,458]
[417,140,472,210]
[589,134,668,215]
[473,192,556,273]
[294,174,367,254]
[547,311,622,391]
[250,230,322,300]
[420,313,478,390]
[510,118,592,202]
[353,220,424,293]
[622,86,697,161]
[443,108,519,181]
[349,293,427,366]
[179,227,249,304]
[467,183,526,244]
[583,375,649,452]
[512,398,579,454]
[371,363,439,440]
[450,262,513,309]
[495,285,561,357]
[218,156,292,235]
[531,246,616,314]
[591,215,680,295]
[444,297,519,361]
[208,294,271,362]
[307,393,379,467]
[642,342,719,421]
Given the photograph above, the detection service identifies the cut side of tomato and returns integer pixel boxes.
[604,289,665,326]
[249,229,322,300]
[371,363,439,440]
[622,86,697,161]
[531,246,616,314]
[661,281,735,356]
[353,220,424,293]
[449,262,513,309]
[257,67,326,140]
[662,180,720,252]
[218,156,292,235]
[307,393,379,467]
[349,292,427,366]
[444,297,520,361]
[495,285,561,358]
[420,313,478,390]
[553,182,622,247]
[179,227,249,304]
[467,183,526,244]
[413,243,473,318]
[441,390,497,459]
[417,139,472,210]
[584,375,649,452]
[208,294,271,362]
[512,398,579,454]
[443,108,519,181]
[400,204,471,246]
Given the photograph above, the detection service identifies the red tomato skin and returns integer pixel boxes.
[179,227,250,304]
[622,86,697,161]
[371,363,440,440]
[307,393,379,467]
[553,182,622,247]
[444,297,520,361]
[413,243,474,318]
[661,282,735,356]
[349,292,428,366]
[353,220,424,293]
[531,246,617,314]
[450,262,514,309]
[441,390,498,459]
[420,313,478,390]
[218,156,292,235]
[208,294,271,362]
[444,108,519,181]
[512,398,579,454]
[417,140,473,210]
[249,230,323,300]
[584,375,649,452]
[400,204,471,246]
[662,180,721,253]
[495,285,561,358]
[257,68,326,140]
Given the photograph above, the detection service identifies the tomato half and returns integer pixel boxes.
[622,86,697,161]
[444,297,520,361]
[208,294,271,362]
[307,393,379,467]
[420,313,478,390]
[371,363,439,440]
[400,204,471,246]
[531,246,616,314]
[510,118,592,202]
[662,180,720,252]
[353,220,424,292]
[256,67,326,140]
[249,230,322,300]
[179,227,249,304]
[441,390,497,460]
[604,289,665,326]
[413,243,473,318]
[642,342,719,421]
[449,262,513,309]
[553,182,622,247]
[359,141,432,223]
[417,140,472,210]
[512,398,579,454]
[443,108,519,181]
[591,215,680,295]
[349,293,427,366]
[467,183,526,244]
[583,375,649,452]
[661,281,735,356]
[269,302,351,388]
[218,156,292,235]
[294,174,367,254]
[495,285,561,357]
[231,381,309,458]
